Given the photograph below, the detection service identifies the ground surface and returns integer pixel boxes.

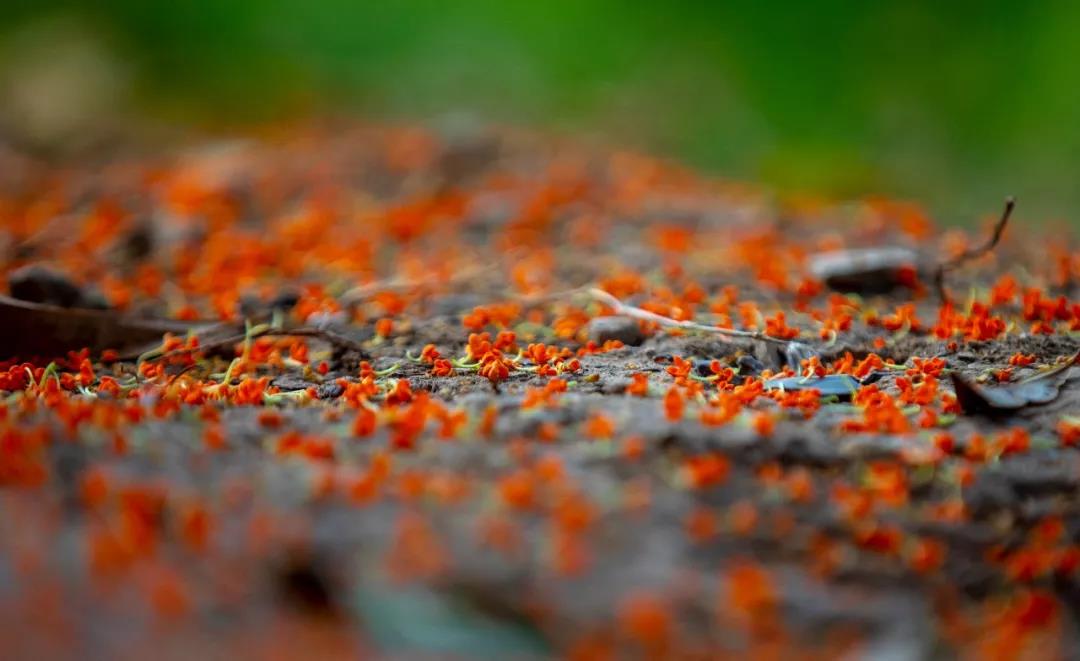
[1,124,1080,659]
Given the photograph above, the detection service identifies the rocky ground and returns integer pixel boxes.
[1,123,1079,659]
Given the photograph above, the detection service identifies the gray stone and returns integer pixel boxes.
[8,264,85,308]
[586,316,644,346]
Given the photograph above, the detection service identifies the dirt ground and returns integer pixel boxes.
[1,124,1079,659]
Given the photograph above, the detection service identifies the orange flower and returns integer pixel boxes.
[431,358,454,377]
[617,592,671,651]
[375,318,394,337]
[497,470,535,510]
[478,350,514,383]
[763,311,799,339]
[419,344,441,363]
[352,407,377,437]
[685,507,719,543]
[1058,419,1080,447]
[751,411,775,437]
[665,356,692,379]
[724,561,777,623]
[1008,353,1036,367]
[663,387,685,421]
[683,453,730,489]
[583,412,615,439]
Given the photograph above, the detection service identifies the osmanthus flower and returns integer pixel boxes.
[665,356,692,380]
[799,355,827,378]
[384,379,414,405]
[275,431,335,461]
[229,377,271,405]
[583,412,615,439]
[340,376,380,407]
[907,538,946,574]
[840,385,911,434]
[990,273,1020,306]
[1008,353,1036,367]
[965,433,992,462]
[1022,288,1073,323]
[462,303,522,331]
[895,376,939,406]
[723,561,777,626]
[853,521,904,555]
[465,332,493,361]
[763,311,799,340]
[682,453,730,489]
[478,350,514,383]
[430,358,454,377]
[879,303,922,333]
[0,426,50,487]
[348,405,378,438]
[576,339,624,356]
[828,351,886,379]
[521,378,567,409]
[995,427,1031,456]
[551,488,600,535]
[772,389,820,419]
[374,318,394,338]
[626,373,650,397]
[524,342,556,366]
[907,357,946,379]
[685,506,720,543]
[493,330,517,352]
[496,469,536,511]
[616,591,672,653]
[597,271,646,299]
[863,461,909,507]
[385,510,448,582]
[663,386,685,421]
[433,406,467,439]
[1058,418,1080,446]
[784,467,815,503]
[554,357,582,374]
[418,344,441,363]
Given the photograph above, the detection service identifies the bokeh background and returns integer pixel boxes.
[4,1,1080,224]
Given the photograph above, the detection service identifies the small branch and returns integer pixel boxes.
[586,288,795,346]
[934,197,1015,303]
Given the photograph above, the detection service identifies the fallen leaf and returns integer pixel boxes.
[950,353,1079,415]
[765,374,861,400]
[355,581,551,658]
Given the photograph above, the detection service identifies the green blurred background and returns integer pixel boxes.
[4,0,1080,223]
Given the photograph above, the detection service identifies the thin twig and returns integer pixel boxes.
[586,288,794,346]
[934,197,1015,303]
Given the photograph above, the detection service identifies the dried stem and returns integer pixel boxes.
[934,197,1015,303]
[586,288,794,346]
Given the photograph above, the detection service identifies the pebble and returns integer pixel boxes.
[315,382,345,400]
[8,264,106,309]
[962,471,1015,518]
[586,316,644,346]
[272,376,315,392]
[736,354,765,376]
